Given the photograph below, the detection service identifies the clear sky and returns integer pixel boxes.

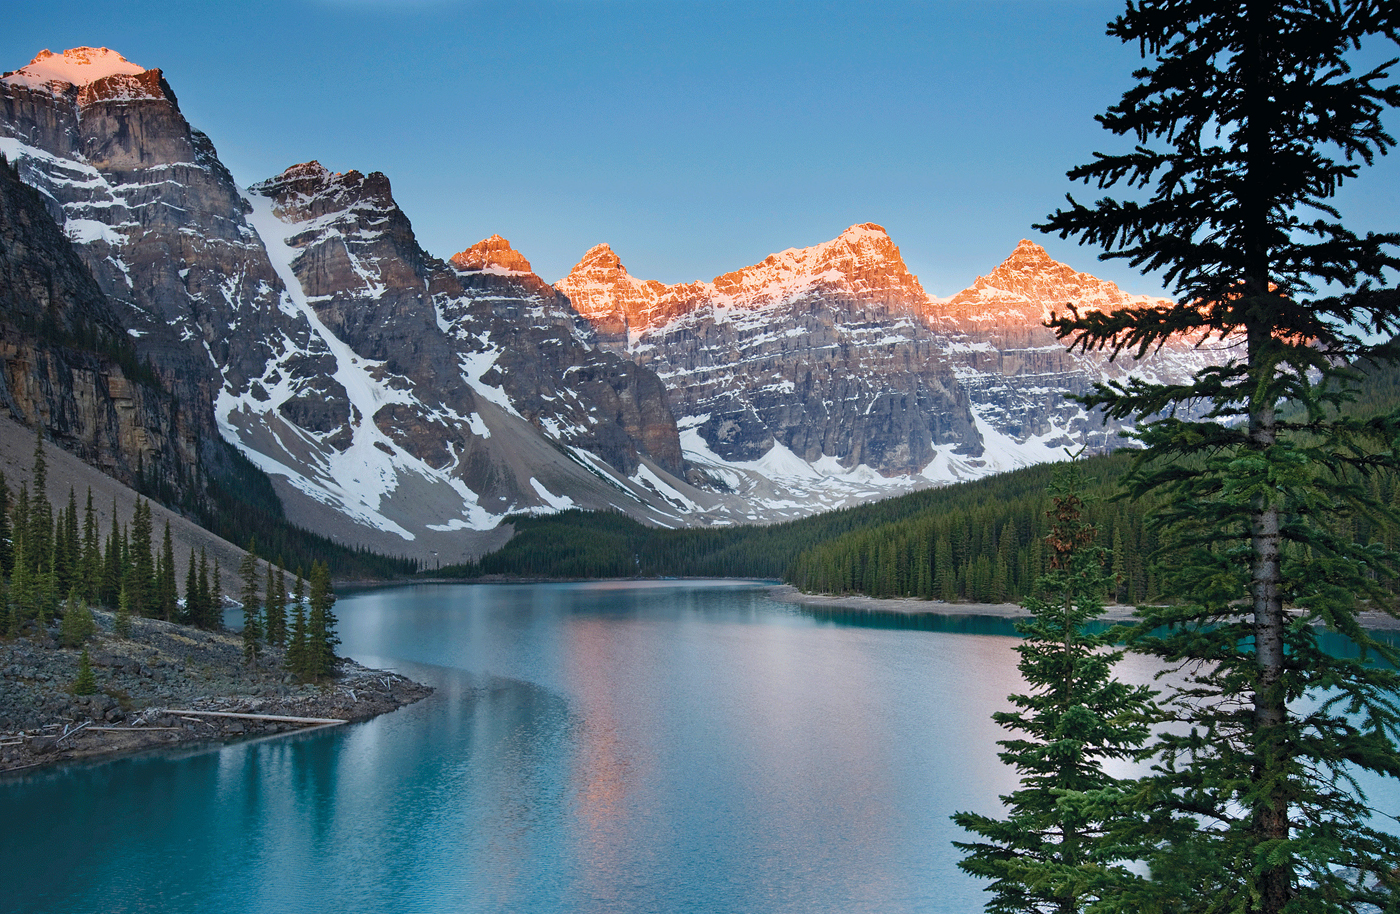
[4,0,1398,297]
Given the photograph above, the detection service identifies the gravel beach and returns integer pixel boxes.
[1,609,431,775]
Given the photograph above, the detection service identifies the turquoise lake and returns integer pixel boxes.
[3,581,1396,913]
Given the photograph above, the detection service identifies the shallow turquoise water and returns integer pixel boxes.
[2,581,1394,913]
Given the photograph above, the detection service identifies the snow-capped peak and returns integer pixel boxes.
[559,223,930,336]
[3,47,146,89]
[712,222,924,305]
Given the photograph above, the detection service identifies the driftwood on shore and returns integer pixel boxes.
[164,709,347,726]
[1,655,434,776]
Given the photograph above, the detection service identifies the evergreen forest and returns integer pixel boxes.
[1,429,340,681]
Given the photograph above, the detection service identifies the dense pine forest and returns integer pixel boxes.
[2,431,341,681]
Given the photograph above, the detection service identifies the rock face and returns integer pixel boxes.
[1,45,1225,545]
[0,149,189,493]
[1,48,695,559]
[0,47,306,504]
[235,161,686,540]
[559,224,978,476]
[561,229,1221,490]
[449,234,533,274]
[929,240,1217,454]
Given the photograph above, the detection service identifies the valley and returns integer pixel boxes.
[0,47,1221,566]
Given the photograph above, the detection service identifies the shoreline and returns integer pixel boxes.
[1,610,432,777]
[765,585,1141,622]
[344,577,1400,634]
[766,584,1400,632]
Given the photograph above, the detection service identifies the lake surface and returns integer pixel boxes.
[2,581,1394,913]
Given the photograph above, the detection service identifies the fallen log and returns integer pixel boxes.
[163,709,347,726]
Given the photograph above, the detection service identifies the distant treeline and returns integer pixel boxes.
[439,453,1153,602]
[441,481,1000,583]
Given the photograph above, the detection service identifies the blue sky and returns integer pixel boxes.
[5,0,1398,297]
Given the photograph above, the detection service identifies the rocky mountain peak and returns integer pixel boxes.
[572,243,625,274]
[250,162,398,226]
[711,222,928,312]
[280,159,333,181]
[450,235,533,274]
[934,238,1168,328]
[3,48,174,108]
[832,222,901,258]
[561,224,931,338]
[555,243,665,335]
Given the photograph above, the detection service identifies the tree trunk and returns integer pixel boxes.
[1243,1,1292,909]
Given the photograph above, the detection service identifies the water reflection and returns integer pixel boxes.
[10,582,1390,914]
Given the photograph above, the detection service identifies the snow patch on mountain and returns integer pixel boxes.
[230,191,503,538]
[676,422,932,520]
[2,47,145,90]
[528,478,576,512]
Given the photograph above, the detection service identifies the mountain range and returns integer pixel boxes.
[0,48,1220,564]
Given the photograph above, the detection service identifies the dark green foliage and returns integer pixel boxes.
[239,543,261,664]
[787,454,1167,603]
[53,488,78,598]
[287,568,308,678]
[114,584,130,639]
[182,546,220,630]
[8,529,32,626]
[26,430,51,580]
[303,561,339,682]
[1039,3,1400,910]
[953,465,1156,913]
[57,596,95,648]
[199,550,217,629]
[0,472,11,578]
[157,522,177,622]
[181,548,199,625]
[71,648,97,696]
[1,585,13,639]
[127,500,153,617]
[99,501,122,608]
[264,563,286,647]
[210,558,221,619]
[80,488,98,603]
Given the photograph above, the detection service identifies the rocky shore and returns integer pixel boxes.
[1,610,432,775]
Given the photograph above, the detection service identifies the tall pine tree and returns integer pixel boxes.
[1040,3,1400,910]
[81,488,98,602]
[264,562,286,646]
[127,500,153,617]
[238,544,261,663]
[954,465,1156,913]
[0,471,12,579]
[183,548,201,626]
[288,568,308,678]
[306,562,339,681]
[26,428,51,579]
[99,501,121,608]
[157,522,177,622]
